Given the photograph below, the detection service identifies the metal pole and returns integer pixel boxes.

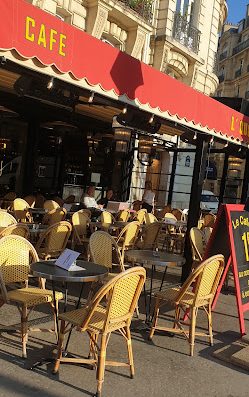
[182,135,209,283]
[167,150,178,205]
[218,152,229,205]
[241,150,249,203]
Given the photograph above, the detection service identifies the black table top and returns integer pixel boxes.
[125,250,185,267]
[31,260,108,282]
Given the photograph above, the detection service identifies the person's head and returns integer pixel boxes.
[87,185,95,197]
[145,181,152,190]
[106,189,113,200]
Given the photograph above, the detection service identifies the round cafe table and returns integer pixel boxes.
[29,260,108,369]
[125,250,185,322]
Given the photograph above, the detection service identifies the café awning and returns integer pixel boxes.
[0,0,248,145]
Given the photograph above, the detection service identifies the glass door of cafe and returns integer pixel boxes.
[0,119,27,196]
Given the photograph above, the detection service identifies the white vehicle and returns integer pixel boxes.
[200,190,218,213]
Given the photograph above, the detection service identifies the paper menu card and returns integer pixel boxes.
[55,249,84,271]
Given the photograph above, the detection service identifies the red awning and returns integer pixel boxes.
[0,0,248,144]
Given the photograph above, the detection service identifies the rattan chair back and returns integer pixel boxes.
[164,212,177,220]
[35,221,72,259]
[203,213,216,228]
[117,209,130,222]
[176,254,224,307]
[135,209,147,224]
[202,226,213,245]
[190,227,205,262]
[43,207,67,226]
[0,224,30,239]
[116,221,140,262]
[13,198,32,223]
[160,205,172,218]
[80,208,92,218]
[171,209,183,221]
[144,213,158,224]
[137,222,162,250]
[43,200,60,212]
[0,210,17,227]
[81,266,146,332]
[100,211,114,225]
[89,231,124,271]
[72,210,90,244]
[24,195,36,208]
[0,235,38,284]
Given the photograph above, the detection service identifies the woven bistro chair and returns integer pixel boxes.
[35,221,72,260]
[43,200,60,212]
[13,198,33,223]
[202,213,216,228]
[0,210,17,227]
[89,231,124,278]
[162,213,185,253]
[71,210,90,252]
[116,221,140,265]
[42,207,67,226]
[136,222,162,250]
[0,235,63,358]
[0,224,30,239]
[117,209,130,222]
[144,213,158,225]
[135,208,147,224]
[202,226,213,244]
[53,266,146,397]
[149,254,224,356]
[99,211,115,232]
[24,195,36,208]
[190,227,206,266]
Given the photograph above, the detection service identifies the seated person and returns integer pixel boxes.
[98,189,114,208]
[81,185,102,212]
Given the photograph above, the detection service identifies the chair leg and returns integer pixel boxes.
[148,298,160,341]
[173,306,181,329]
[21,305,28,358]
[207,304,213,346]
[96,333,107,397]
[189,307,197,357]
[53,320,66,374]
[126,326,135,378]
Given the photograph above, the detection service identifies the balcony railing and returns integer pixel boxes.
[235,68,242,78]
[172,12,201,54]
[233,38,249,55]
[118,0,154,23]
[219,51,227,61]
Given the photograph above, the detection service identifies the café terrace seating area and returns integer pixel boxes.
[0,191,225,396]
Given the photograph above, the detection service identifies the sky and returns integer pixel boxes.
[226,0,249,23]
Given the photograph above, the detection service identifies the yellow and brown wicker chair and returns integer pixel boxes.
[0,224,30,239]
[0,210,17,227]
[0,235,63,358]
[13,198,33,223]
[24,195,36,208]
[116,209,130,222]
[35,221,72,260]
[53,266,146,397]
[99,210,114,231]
[116,221,140,265]
[162,213,184,253]
[202,213,216,228]
[89,231,124,278]
[136,222,162,250]
[71,210,90,252]
[43,199,60,212]
[190,227,206,265]
[149,254,224,356]
[144,212,158,225]
[135,208,147,224]
[42,207,67,226]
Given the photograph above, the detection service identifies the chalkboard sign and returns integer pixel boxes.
[204,204,249,335]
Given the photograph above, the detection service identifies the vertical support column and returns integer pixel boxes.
[167,149,177,206]
[218,152,229,205]
[182,136,209,282]
[241,150,249,204]
[22,120,39,195]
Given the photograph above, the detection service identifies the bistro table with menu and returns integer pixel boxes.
[125,250,185,322]
[29,259,108,369]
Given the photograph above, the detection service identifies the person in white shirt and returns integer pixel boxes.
[81,185,101,209]
[142,181,155,213]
